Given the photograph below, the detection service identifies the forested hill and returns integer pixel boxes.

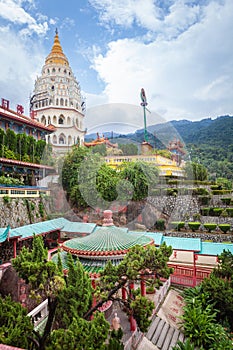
[85,115,233,180]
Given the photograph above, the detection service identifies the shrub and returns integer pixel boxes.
[203,223,217,233]
[170,222,185,231]
[218,224,231,234]
[155,219,165,231]
[193,188,209,195]
[198,195,211,205]
[226,208,233,217]
[212,190,232,195]
[213,208,223,217]
[188,222,201,232]
[221,198,232,205]
[200,208,211,216]
[166,188,178,196]
[3,195,11,204]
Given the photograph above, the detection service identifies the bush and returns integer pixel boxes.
[188,222,201,232]
[218,224,231,234]
[201,208,211,216]
[3,195,11,204]
[221,198,232,205]
[226,208,233,217]
[170,222,185,231]
[203,223,217,233]
[213,208,223,217]
[155,219,165,231]
[193,188,209,195]
[198,195,211,205]
[212,190,232,195]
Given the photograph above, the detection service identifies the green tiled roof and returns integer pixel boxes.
[62,225,153,253]
[128,231,163,246]
[52,251,122,273]
[0,226,10,243]
[61,221,96,234]
[199,242,233,256]
[9,218,69,240]
[162,236,201,251]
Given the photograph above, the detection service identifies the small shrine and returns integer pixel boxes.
[167,139,186,164]
[84,133,118,149]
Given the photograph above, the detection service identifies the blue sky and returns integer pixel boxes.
[0,0,233,132]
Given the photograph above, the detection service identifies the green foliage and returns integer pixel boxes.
[188,222,201,232]
[184,162,208,181]
[192,187,209,195]
[2,195,11,204]
[216,177,232,190]
[181,296,232,349]
[221,197,232,205]
[0,296,34,349]
[47,312,109,350]
[107,329,124,350]
[155,219,166,231]
[203,223,217,233]
[90,143,107,156]
[0,175,24,185]
[218,224,231,233]
[118,143,138,156]
[170,222,185,231]
[96,163,118,202]
[119,161,159,201]
[0,127,53,165]
[131,295,154,332]
[55,253,93,328]
[172,339,197,350]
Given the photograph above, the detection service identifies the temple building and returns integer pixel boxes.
[30,30,86,155]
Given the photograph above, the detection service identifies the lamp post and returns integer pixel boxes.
[140,88,149,143]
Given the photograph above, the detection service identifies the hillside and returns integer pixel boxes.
[85,115,233,180]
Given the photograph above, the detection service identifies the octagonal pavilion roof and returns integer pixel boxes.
[62,225,153,258]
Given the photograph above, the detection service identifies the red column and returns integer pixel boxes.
[140,278,146,296]
[13,239,17,258]
[122,286,127,300]
[130,315,137,331]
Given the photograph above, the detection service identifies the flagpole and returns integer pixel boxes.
[140,88,149,142]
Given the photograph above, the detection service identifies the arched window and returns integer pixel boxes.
[67,116,71,125]
[59,134,66,144]
[52,68,55,73]
[48,116,51,124]
[53,115,57,124]
[41,115,46,125]
[60,98,64,106]
[53,135,57,144]
[56,98,59,106]
[65,99,68,106]
[68,135,72,145]
[58,115,65,125]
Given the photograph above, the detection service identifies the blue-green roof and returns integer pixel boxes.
[61,221,96,234]
[162,236,201,251]
[10,218,69,240]
[199,242,233,256]
[0,226,10,243]
[129,231,163,246]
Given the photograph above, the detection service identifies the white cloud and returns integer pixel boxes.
[90,0,233,121]
[0,0,49,36]
[0,25,45,114]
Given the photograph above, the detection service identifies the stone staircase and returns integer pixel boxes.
[145,316,185,350]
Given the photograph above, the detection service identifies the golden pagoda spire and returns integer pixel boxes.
[45,29,69,66]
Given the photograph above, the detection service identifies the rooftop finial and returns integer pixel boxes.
[55,28,58,35]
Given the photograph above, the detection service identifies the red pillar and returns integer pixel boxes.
[140,278,146,296]
[130,315,137,331]
[13,239,17,258]
[122,286,127,300]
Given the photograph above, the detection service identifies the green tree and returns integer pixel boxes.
[118,143,138,156]
[11,235,110,350]
[96,163,118,202]
[85,243,173,333]
[184,161,208,181]
[119,161,159,200]
[0,295,34,349]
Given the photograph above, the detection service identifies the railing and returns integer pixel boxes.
[0,185,50,198]
[27,299,49,328]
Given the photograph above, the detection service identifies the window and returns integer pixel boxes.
[58,115,64,124]
[59,134,66,144]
